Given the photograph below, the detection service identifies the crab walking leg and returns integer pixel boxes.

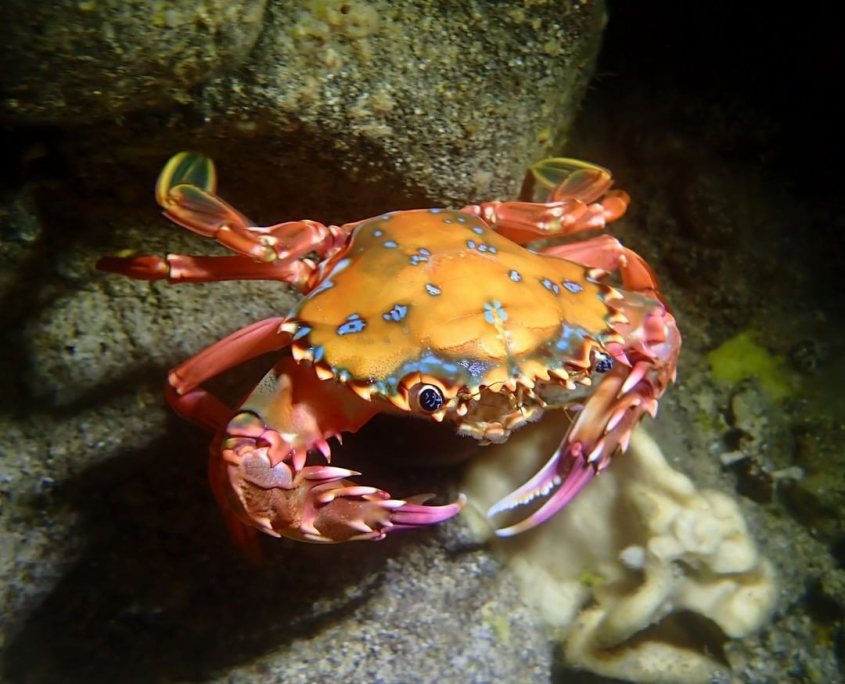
[461,159,630,245]
[156,152,350,266]
[218,358,464,543]
[97,254,315,288]
[540,234,660,293]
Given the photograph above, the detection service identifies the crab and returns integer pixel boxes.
[97,152,680,544]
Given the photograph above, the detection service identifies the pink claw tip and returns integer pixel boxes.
[389,493,465,529]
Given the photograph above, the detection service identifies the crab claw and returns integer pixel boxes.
[300,471,465,543]
[219,448,464,543]
[488,360,670,537]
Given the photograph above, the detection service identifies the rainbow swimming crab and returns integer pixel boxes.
[98,153,680,544]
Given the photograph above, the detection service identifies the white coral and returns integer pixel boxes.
[463,425,776,684]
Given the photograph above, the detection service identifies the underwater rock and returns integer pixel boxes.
[53,0,606,219]
[0,0,267,124]
[464,425,777,684]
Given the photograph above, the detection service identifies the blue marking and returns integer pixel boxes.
[443,218,453,224]
[457,216,467,223]
[509,269,522,282]
[458,358,491,378]
[430,208,443,214]
[563,279,584,293]
[383,240,398,248]
[488,245,497,254]
[483,300,508,324]
[418,247,431,256]
[292,325,311,340]
[312,345,325,362]
[366,351,495,395]
[309,279,334,296]
[472,226,484,235]
[467,239,477,250]
[541,278,560,295]
[328,258,351,276]
[373,229,384,237]
[425,284,441,296]
[478,244,488,253]
[337,313,367,335]
[552,324,588,354]
[381,214,391,220]
[383,304,409,322]
[337,369,351,382]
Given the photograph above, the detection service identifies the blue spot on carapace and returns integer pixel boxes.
[312,345,325,362]
[292,325,311,340]
[383,304,409,322]
[418,247,431,256]
[541,278,561,295]
[478,244,488,253]
[483,300,508,324]
[472,226,484,235]
[458,358,491,378]
[337,313,366,336]
[373,229,384,237]
[488,245,497,254]
[509,270,522,282]
[430,208,443,214]
[425,284,441,296]
[563,279,584,293]
[457,216,467,223]
[381,214,391,220]
[467,239,477,250]
[384,240,398,249]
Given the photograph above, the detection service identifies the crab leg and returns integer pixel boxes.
[97,254,315,288]
[541,234,659,293]
[462,158,631,245]
[98,152,350,292]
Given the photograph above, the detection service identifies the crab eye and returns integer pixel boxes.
[593,350,614,373]
[414,384,444,412]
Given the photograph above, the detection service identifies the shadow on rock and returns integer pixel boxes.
[3,419,396,683]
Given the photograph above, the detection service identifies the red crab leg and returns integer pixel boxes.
[156,152,349,266]
[98,152,350,292]
[462,158,630,245]
[97,254,315,289]
[540,234,659,292]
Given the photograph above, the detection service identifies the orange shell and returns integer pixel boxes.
[289,209,617,397]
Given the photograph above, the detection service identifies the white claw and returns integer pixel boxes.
[605,405,628,433]
[586,437,606,464]
[346,519,375,534]
[621,361,649,395]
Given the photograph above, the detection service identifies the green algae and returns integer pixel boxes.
[707,331,796,401]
